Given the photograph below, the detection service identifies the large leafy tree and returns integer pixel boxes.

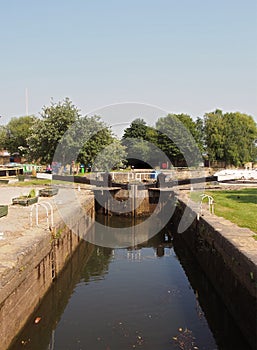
[27,98,127,169]
[27,98,80,163]
[55,115,127,169]
[1,115,37,156]
[204,109,225,162]
[91,139,127,171]
[122,118,159,166]
[123,118,149,139]
[0,125,7,149]
[195,116,205,155]
[74,116,117,167]
[156,114,202,166]
[204,110,257,166]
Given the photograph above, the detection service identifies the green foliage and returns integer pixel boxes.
[76,116,114,166]
[1,115,37,155]
[122,118,159,166]
[28,189,36,198]
[54,228,63,239]
[3,98,255,169]
[56,114,119,166]
[27,98,126,169]
[0,125,7,149]
[195,117,205,154]
[123,118,159,144]
[204,109,224,162]
[204,110,257,166]
[122,112,257,167]
[156,114,202,166]
[27,98,80,163]
[92,139,127,171]
[123,118,148,139]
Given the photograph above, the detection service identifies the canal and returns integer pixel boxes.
[9,216,251,350]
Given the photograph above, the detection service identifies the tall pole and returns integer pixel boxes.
[25,88,29,116]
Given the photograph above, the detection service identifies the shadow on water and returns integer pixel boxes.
[8,241,113,350]
[171,230,252,350]
[8,217,253,350]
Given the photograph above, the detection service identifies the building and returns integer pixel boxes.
[0,150,10,165]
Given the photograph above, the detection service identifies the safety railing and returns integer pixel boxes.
[111,171,154,182]
[30,201,54,230]
[198,194,214,218]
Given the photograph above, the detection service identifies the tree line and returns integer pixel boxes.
[122,111,257,167]
[0,98,257,169]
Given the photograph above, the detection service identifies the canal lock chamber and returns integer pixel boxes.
[7,189,255,350]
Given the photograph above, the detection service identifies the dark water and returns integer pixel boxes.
[9,218,251,350]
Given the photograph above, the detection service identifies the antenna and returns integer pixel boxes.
[25,88,29,115]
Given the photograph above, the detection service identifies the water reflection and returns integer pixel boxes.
[8,242,112,350]
[86,214,167,248]
[172,232,252,350]
[8,218,251,350]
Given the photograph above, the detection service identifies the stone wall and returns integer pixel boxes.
[171,194,257,349]
[8,240,95,349]
[0,197,94,350]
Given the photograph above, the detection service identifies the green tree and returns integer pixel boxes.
[122,118,159,166]
[204,110,257,166]
[1,115,37,156]
[156,114,202,166]
[91,139,127,171]
[195,117,205,154]
[204,109,225,163]
[123,118,148,139]
[75,116,116,167]
[27,98,80,163]
[0,125,7,149]
[28,98,126,169]
[224,112,257,165]
[52,114,125,169]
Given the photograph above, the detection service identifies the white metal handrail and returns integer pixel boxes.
[111,172,153,182]
[135,173,152,181]
[30,201,54,230]
[199,194,214,215]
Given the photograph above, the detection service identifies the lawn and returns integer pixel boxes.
[7,177,88,187]
[205,188,257,233]
[9,178,52,187]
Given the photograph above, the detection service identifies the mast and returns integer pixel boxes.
[25,88,29,116]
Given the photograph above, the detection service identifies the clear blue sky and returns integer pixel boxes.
[0,0,256,126]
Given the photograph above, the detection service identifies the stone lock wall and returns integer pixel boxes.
[171,195,257,349]
[0,197,94,350]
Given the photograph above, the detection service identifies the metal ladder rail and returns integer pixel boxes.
[199,194,214,215]
[30,202,54,230]
[40,201,54,228]
[197,194,214,220]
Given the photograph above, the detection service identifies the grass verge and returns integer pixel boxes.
[205,188,257,233]
[9,178,52,186]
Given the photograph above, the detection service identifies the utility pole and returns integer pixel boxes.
[25,88,29,116]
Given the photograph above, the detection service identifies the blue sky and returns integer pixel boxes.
[0,0,256,127]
